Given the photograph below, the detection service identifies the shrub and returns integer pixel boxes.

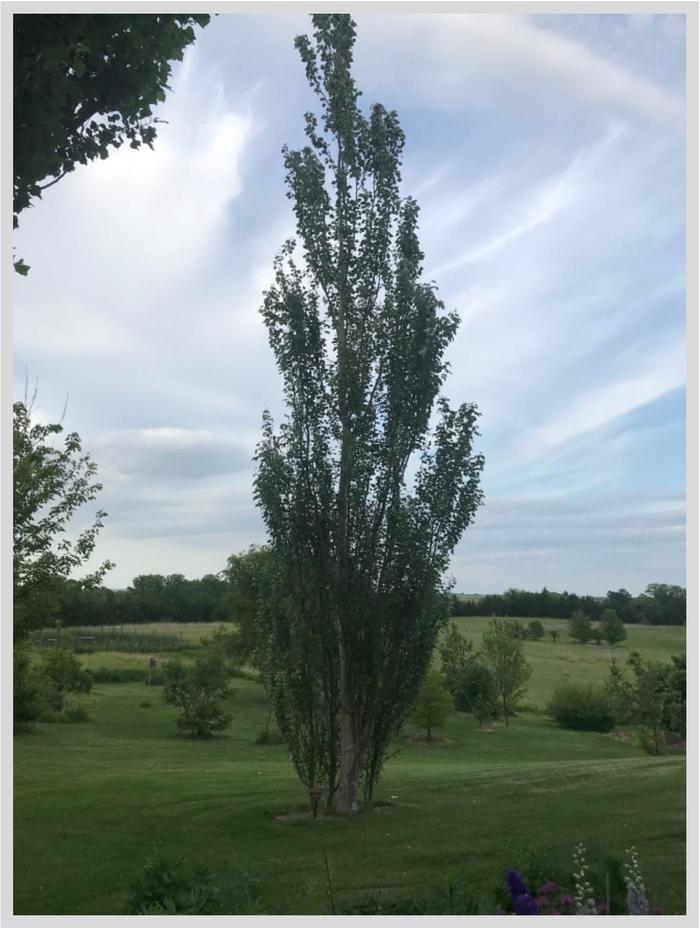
[41,648,93,713]
[546,682,615,732]
[163,653,232,739]
[13,647,46,731]
[127,851,220,915]
[255,727,285,745]
[451,661,497,718]
[526,620,545,641]
[58,702,91,723]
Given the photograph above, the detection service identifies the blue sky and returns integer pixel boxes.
[13,12,686,594]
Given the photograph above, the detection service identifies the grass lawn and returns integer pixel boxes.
[14,619,686,915]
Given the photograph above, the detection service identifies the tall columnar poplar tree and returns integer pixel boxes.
[255,14,484,814]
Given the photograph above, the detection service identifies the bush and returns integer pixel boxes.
[127,851,220,915]
[547,682,615,732]
[163,653,233,738]
[526,620,545,641]
[13,647,46,731]
[255,727,285,745]
[451,661,497,719]
[58,702,91,723]
[41,648,93,713]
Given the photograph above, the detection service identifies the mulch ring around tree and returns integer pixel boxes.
[609,729,685,753]
[273,800,397,822]
[407,735,453,745]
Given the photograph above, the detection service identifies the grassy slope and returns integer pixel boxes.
[446,617,685,708]
[14,619,686,915]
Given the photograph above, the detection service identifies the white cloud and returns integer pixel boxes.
[354,14,684,130]
[534,339,685,450]
[93,427,251,481]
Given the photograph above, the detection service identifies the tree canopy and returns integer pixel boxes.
[13,399,112,639]
[13,12,209,270]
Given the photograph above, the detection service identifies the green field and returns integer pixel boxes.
[447,617,686,707]
[14,619,686,915]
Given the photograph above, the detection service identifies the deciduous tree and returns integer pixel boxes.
[480,619,531,725]
[599,608,627,646]
[410,670,453,740]
[13,398,112,639]
[568,610,592,644]
[254,14,484,812]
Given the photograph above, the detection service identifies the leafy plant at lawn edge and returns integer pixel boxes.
[163,653,233,738]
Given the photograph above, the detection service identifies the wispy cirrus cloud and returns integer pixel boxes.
[13,13,686,592]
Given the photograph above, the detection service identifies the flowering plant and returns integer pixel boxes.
[499,844,662,916]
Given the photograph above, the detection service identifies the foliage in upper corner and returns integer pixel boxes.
[13,13,210,232]
[13,398,113,639]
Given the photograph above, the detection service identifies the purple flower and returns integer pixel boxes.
[538,882,556,895]
[507,870,538,915]
[535,895,550,911]
[559,894,575,910]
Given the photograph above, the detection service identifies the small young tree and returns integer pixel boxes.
[629,660,668,755]
[568,611,592,644]
[663,654,686,737]
[472,673,499,728]
[439,622,474,695]
[42,648,93,713]
[526,620,545,641]
[410,671,453,741]
[549,629,559,644]
[451,661,498,726]
[599,608,627,646]
[163,654,232,739]
[480,619,532,725]
[604,658,635,725]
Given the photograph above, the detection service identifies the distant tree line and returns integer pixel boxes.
[52,573,232,627]
[452,584,686,626]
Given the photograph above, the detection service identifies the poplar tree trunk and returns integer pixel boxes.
[337,644,360,813]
